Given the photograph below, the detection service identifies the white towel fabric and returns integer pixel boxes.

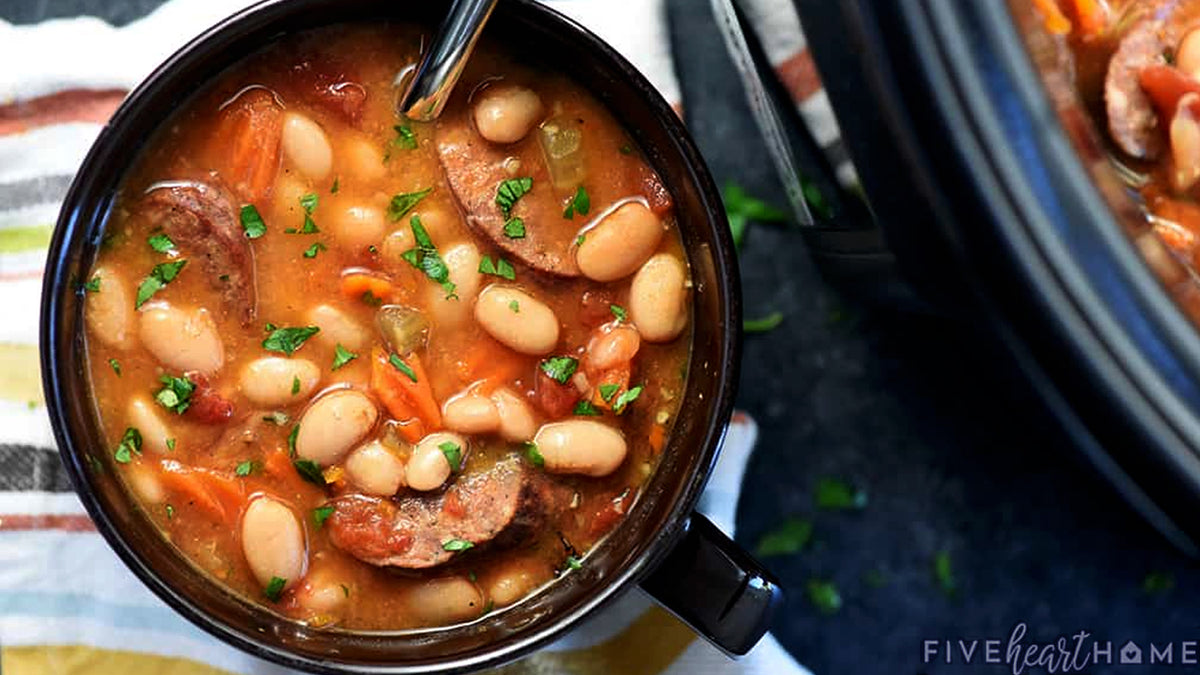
[0,0,813,674]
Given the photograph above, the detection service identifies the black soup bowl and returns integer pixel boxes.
[40,0,780,671]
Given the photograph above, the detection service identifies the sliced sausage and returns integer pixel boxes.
[140,181,257,325]
[1106,18,1170,159]
[326,457,565,569]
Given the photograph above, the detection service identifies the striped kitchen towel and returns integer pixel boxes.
[0,0,818,674]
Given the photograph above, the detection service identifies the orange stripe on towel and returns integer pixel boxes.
[0,89,127,136]
[775,49,823,103]
[0,513,96,532]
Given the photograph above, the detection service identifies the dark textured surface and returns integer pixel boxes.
[3,1,1196,674]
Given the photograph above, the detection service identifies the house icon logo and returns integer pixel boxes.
[1120,640,1143,665]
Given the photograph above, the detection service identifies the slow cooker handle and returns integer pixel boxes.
[639,512,782,656]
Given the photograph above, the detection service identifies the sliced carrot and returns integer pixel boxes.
[1033,0,1072,35]
[370,347,440,441]
[214,88,283,204]
[263,448,293,478]
[1070,0,1109,37]
[648,423,667,454]
[157,461,245,522]
[341,272,397,305]
[590,365,631,411]
[457,338,523,393]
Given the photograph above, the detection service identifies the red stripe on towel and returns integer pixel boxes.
[0,89,126,136]
[775,49,823,103]
[0,513,96,532]
[0,269,44,282]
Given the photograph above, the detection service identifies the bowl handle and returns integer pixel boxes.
[639,512,783,656]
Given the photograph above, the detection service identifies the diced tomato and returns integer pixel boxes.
[286,57,367,125]
[184,372,234,424]
[580,290,618,328]
[588,491,632,538]
[442,489,466,519]
[1140,65,1200,125]
[535,369,579,418]
[635,164,674,216]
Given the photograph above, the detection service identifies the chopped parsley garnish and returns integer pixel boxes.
[295,194,320,234]
[562,185,590,219]
[264,576,286,602]
[503,218,526,239]
[166,438,176,451]
[598,383,619,403]
[1144,571,1176,595]
[610,304,628,322]
[754,517,813,557]
[540,356,578,384]
[508,300,520,313]
[815,477,867,510]
[574,233,586,247]
[612,385,643,414]
[393,124,417,150]
[723,183,789,250]
[400,215,457,298]
[330,177,340,194]
[303,242,327,259]
[147,233,175,253]
[287,424,300,456]
[744,312,784,334]
[478,255,516,281]
[443,538,474,552]
[108,358,121,376]
[165,504,175,519]
[523,441,544,468]
[240,205,266,239]
[619,144,633,155]
[293,458,325,486]
[235,459,256,477]
[154,374,196,414]
[291,376,301,395]
[312,505,335,528]
[82,276,101,293]
[439,441,463,472]
[565,555,583,570]
[806,579,842,615]
[113,427,142,464]
[135,260,187,307]
[340,584,350,597]
[387,187,433,222]
[361,290,383,307]
[331,344,357,370]
[933,550,956,597]
[495,177,533,217]
[389,353,418,382]
[263,411,289,426]
[262,326,320,355]
[573,400,601,416]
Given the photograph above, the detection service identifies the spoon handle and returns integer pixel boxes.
[400,0,500,121]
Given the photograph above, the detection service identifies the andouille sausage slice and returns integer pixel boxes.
[1107,17,1171,160]
[141,181,257,325]
[326,457,564,569]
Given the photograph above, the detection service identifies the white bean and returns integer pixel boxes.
[138,304,224,374]
[407,432,465,491]
[296,389,379,466]
[328,203,385,252]
[628,253,688,343]
[474,285,559,355]
[428,243,482,328]
[441,392,500,435]
[306,304,367,351]
[533,420,627,477]
[337,134,386,183]
[474,85,544,144]
[343,440,407,497]
[281,112,333,180]
[272,173,308,217]
[406,577,485,625]
[126,462,164,505]
[241,495,306,591]
[240,357,320,406]
[1180,28,1200,81]
[127,397,173,455]
[576,202,664,282]
[296,566,349,616]
[487,567,540,608]
[85,266,135,350]
[490,388,537,442]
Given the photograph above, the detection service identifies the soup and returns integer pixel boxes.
[81,24,691,630]
[1031,0,1200,317]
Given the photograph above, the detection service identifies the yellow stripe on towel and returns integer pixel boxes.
[1,645,234,675]
[0,607,696,675]
[0,224,53,254]
[0,342,42,406]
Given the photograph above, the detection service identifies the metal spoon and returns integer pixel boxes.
[399,0,500,121]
